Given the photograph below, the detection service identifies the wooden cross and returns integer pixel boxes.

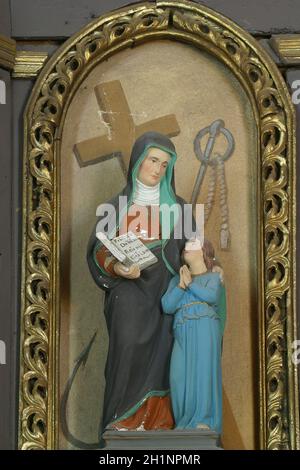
[73,80,180,173]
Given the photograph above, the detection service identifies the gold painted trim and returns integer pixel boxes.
[0,34,16,70]
[12,51,48,78]
[19,0,298,450]
[271,35,300,64]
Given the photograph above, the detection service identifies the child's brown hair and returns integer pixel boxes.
[202,239,219,271]
[181,238,221,271]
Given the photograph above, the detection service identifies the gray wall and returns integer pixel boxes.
[287,70,300,403]
[0,0,299,449]
[9,0,300,38]
[0,68,15,451]
[0,0,15,451]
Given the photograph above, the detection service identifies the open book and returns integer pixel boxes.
[96,231,158,270]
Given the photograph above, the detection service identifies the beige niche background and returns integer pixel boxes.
[59,39,258,449]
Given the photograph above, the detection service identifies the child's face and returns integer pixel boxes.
[183,239,204,265]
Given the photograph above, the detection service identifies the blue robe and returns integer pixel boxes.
[161,272,225,434]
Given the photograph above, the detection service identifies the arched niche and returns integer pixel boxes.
[19,1,298,450]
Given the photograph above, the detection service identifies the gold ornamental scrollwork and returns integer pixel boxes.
[20,0,298,450]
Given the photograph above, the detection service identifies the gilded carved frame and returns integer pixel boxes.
[19,0,299,449]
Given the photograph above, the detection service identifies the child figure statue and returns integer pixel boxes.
[161,238,226,434]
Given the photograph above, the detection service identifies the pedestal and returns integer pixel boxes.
[102,429,222,450]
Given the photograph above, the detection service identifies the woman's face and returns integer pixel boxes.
[137,147,171,186]
[183,238,204,265]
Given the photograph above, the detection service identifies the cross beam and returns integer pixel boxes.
[73,80,180,173]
